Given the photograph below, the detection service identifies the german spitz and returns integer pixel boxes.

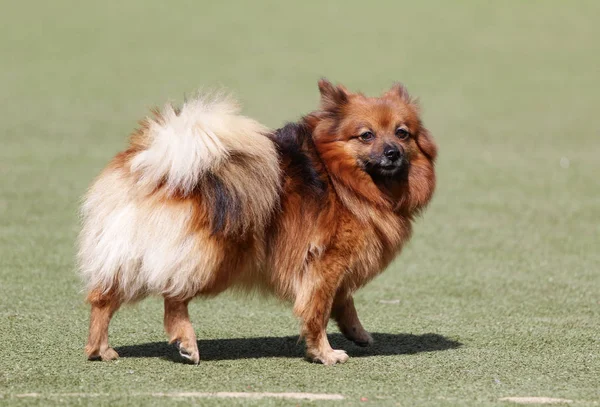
[79,79,437,365]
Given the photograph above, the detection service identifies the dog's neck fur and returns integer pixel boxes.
[271,117,412,256]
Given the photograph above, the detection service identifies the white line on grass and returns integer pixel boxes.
[14,392,345,401]
[499,397,573,404]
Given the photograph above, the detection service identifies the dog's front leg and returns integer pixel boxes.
[293,258,348,365]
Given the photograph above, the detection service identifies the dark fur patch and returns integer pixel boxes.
[272,123,327,197]
[201,173,242,235]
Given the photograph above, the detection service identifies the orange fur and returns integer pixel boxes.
[79,80,437,365]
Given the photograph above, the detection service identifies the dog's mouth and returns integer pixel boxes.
[364,159,408,178]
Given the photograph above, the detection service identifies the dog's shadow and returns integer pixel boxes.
[115,333,461,362]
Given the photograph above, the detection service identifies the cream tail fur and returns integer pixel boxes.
[78,94,280,301]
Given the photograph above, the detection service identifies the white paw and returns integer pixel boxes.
[310,348,349,365]
[175,340,200,364]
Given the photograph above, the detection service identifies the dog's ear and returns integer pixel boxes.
[385,82,423,117]
[384,83,410,100]
[384,83,414,105]
[416,127,437,161]
[318,78,349,112]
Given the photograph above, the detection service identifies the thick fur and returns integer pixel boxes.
[78,94,280,301]
[79,80,437,365]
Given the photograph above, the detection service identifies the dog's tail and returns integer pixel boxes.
[129,93,281,235]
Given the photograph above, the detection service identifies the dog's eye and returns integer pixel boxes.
[395,128,410,140]
[359,131,375,142]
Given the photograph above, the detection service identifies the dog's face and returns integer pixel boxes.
[312,79,437,208]
[336,89,421,178]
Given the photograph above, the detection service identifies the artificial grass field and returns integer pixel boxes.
[1,1,599,406]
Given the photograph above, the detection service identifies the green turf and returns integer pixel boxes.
[1,1,599,406]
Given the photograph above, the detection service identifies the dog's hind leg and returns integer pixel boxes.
[85,288,122,361]
[332,292,373,347]
[163,297,199,364]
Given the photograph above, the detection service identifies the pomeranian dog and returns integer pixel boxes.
[79,79,437,365]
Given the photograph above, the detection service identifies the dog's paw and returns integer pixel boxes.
[341,326,374,347]
[352,331,374,347]
[86,346,119,361]
[175,340,200,365]
[309,348,349,365]
[100,347,120,361]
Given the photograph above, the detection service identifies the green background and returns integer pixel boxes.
[1,1,598,405]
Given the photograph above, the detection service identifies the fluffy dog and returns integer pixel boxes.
[79,79,437,365]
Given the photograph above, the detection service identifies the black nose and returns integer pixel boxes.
[384,145,400,161]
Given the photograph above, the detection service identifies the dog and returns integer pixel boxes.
[78,79,437,365]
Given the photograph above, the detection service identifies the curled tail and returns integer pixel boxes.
[129,93,281,235]
[79,93,280,299]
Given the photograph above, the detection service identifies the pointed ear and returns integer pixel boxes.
[384,83,412,103]
[318,78,349,111]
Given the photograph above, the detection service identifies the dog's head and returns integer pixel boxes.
[310,79,437,212]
